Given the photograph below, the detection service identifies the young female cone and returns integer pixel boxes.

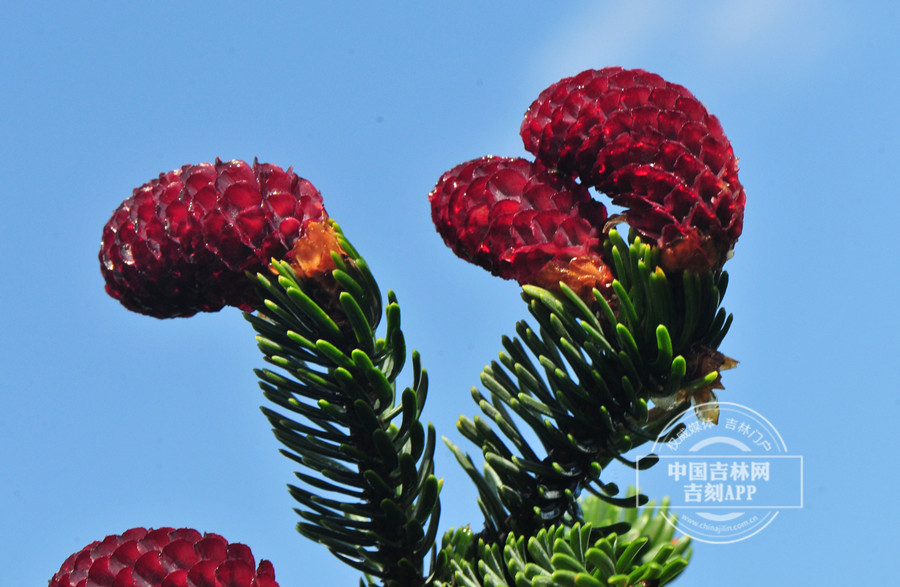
[428,155,613,298]
[521,67,745,271]
[100,159,327,318]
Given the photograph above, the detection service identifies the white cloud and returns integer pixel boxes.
[526,2,682,84]
[524,0,843,89]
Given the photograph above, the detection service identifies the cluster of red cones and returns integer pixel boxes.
[98,68,745,318]
[429,66,746,290]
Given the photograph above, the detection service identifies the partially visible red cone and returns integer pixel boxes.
[49,527,280,587]
[429,156,612,296]
[100,159,327,318]
[521,67,745,271]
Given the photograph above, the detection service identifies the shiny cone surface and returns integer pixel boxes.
[428,156,609,289]
[521,67,745,271]
[100,159,326,318]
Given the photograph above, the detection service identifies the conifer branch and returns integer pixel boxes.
[448,230,735,540]
[434,495,691,586]
[246,221,441,587]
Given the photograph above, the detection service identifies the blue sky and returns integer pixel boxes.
[2,1,898,585]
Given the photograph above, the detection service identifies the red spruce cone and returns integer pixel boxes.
[521,67,745,271]
[100,159,327,318]
[429,156,612,296]
[48,527,279,587]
